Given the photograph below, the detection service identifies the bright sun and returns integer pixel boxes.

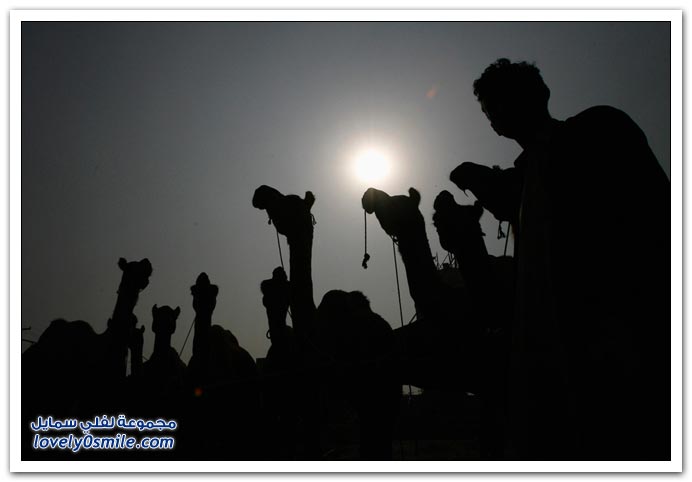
[354,147,391,183]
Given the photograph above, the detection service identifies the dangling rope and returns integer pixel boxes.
[362,210,370,269]
[270,220,292,337]
[275,227,285,270]
[497,219,512,257]
[497,220,506,240]
[180,317,194,356]
[392,237,405,329]
[392,237,415,408]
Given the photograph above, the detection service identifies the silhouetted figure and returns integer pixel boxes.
[450,58,670,460]
[253,185,401,460]
[184,273,260,460]
[22,257,152,460]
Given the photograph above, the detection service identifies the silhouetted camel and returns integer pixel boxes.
[258,267,302,459]
[129,305,187,417]
[22,257,152,460]
[431,191,516,459]
[432,192,514,334]
[147,305,186,376]
[362,187,482,392]
[183,273,260,460]
[120,304,187,460]
[253,185,401,460]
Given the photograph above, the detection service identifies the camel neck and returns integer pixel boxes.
[452,228,490,277]
[154,333,173,356]
[192,312,212,362]
[112,285,138,326]
[130,346,143,376]
[287,231,316,338]
[267,306,289,341]
[396,228,440,319]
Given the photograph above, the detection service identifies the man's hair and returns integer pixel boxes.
[473,58,550,108]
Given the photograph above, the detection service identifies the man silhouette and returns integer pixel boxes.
[451,58,670,460]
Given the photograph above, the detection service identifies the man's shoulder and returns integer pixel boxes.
[566,105,635,129]
[561,105,651,152]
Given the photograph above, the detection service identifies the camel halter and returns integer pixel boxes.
[275,227,285,270]
[180,315,194,355]
[268,212,317,271]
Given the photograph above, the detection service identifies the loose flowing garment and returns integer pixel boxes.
[505,106,670,460]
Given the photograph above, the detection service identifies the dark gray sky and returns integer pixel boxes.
[22,21,671,361]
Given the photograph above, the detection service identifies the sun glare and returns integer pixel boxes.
[354,148,391,183]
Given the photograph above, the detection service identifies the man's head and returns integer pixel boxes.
[473,58,551,141]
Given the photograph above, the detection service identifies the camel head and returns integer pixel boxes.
[191,272,219,317]
[260,267,290,311]
[151,304,181,335]
[117,257,153,292]
[252,185,315,240]
[361,187,424,239]
[432,191,485,252]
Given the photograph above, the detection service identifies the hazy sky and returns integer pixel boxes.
[21,21,671,361]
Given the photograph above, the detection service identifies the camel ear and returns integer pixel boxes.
[304,191,315,209]
[408,187,421,206]
[174,306,181,318]
[118,258,127,270]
